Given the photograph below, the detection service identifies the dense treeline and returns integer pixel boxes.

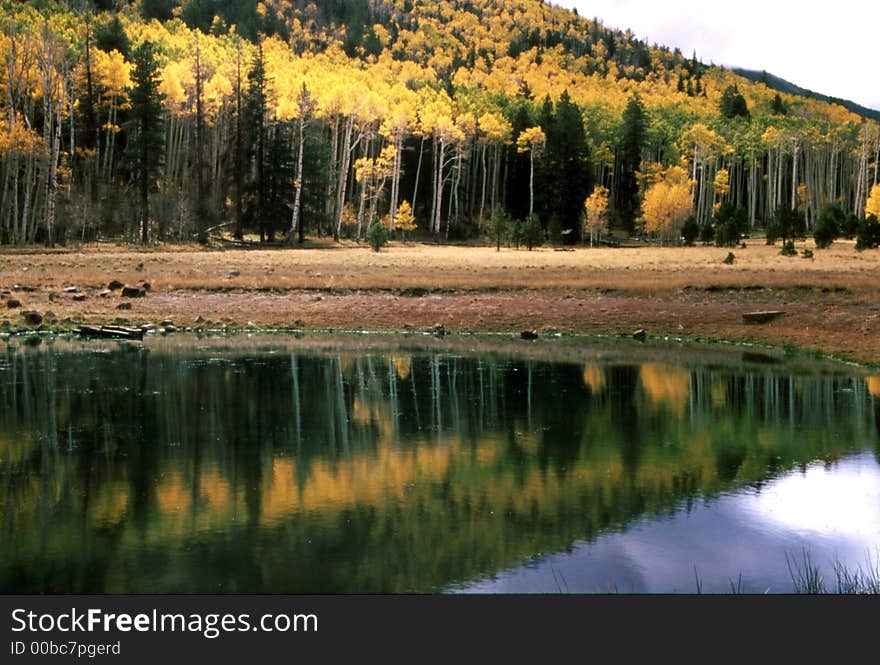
[1,0,878,248]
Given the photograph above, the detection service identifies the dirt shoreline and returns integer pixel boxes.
[2,241,880,364]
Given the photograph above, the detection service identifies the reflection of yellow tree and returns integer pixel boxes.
[866,376,880,397]
[582,363,605,392]
[392,355,411,381]
[639,363,690,410]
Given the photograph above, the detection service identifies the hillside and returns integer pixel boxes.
[0,0,878,248]
[733,68,880,122]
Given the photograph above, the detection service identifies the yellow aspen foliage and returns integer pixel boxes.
[393,200,416,233]
[866,184,880,219]
[640,165,693,244]
[714,168,730,198]
[516,126,546,154]
[583,185,609,246]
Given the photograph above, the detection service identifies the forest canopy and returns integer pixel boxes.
[0,0,878,247]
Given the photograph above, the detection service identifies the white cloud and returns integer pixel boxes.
[554,0,880,111]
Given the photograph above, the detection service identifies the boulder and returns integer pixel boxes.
[117,302,133,310]
[742,310,785,324]
[520,330,539,340]
[6,298,21,308]
[121,286,146,298]
[108,279,124,291]
[21,310,43,325]
[633,329,647,342]
[72,293,87,302]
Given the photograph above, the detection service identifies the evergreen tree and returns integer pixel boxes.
[720,85,750,119]
[244,42,270,241]
[537,91,591,237]
[126,41,165,244]
[95,14,131,59]
[616,94,645,233]
[771,93,788,115]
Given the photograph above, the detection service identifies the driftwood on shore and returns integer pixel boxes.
[742,310,786,324]
[78,325,144,340]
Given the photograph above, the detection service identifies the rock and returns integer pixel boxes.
[6,298,21,308]
[743,310,785,324]
[520,330,539,340]
[164,325,177,333]
[293,319,306,328]
[63,286,78,293]
[21,310,43,325]
[12,284,36,292]
[121,286,146,298]
[117,302,133,310]
[99,290,112,298]
[140,323,156,331]
[72,293,87,302]
[195,315,205,324]
[633,329,647,342]
[141,282,151,291]
[43,311,57,323]
[48,292,61,302]
[228,270,240,277]
[108,280,124,291]
[431,323,446,337]
[78,325,144,340]
[160,319,173,327]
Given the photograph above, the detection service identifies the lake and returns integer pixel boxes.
[1,334,878,593]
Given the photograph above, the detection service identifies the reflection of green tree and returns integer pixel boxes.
[0,346,876,592]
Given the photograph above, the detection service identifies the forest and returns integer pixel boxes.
[1,0,879,249]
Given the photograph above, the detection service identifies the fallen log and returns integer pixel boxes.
[78,325,145,340]
[742,310,786,324]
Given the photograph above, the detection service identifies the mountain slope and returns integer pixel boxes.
[733,68,880,122]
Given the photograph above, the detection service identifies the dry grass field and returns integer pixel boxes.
[2,239,880,363]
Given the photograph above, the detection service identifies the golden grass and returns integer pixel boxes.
[0,239,876,294]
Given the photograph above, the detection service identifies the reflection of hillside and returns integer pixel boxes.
[0,346,877,592]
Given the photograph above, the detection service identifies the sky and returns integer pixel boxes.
[555,0,880,111]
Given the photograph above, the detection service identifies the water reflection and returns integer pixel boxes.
[0,339,878,592]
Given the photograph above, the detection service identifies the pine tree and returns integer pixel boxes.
[244,42,270,241]
[617,94,645,233]
[126,41,165,245]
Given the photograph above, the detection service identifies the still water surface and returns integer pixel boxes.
[1,337,878,593]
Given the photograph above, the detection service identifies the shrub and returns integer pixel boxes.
[680,216,699,245]
[712,202,748,247]
[522,214,544,250]
[722,252,735,264]
[766,203,806,244]
[489,203,508,251]
[699,223,714,244]
[813,203,842,249]
[366,220,388,252]
[842,213,860,239]
[856,215,880,251]
[780,240,797,256]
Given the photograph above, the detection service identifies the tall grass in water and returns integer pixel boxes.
[785,548,880,594]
